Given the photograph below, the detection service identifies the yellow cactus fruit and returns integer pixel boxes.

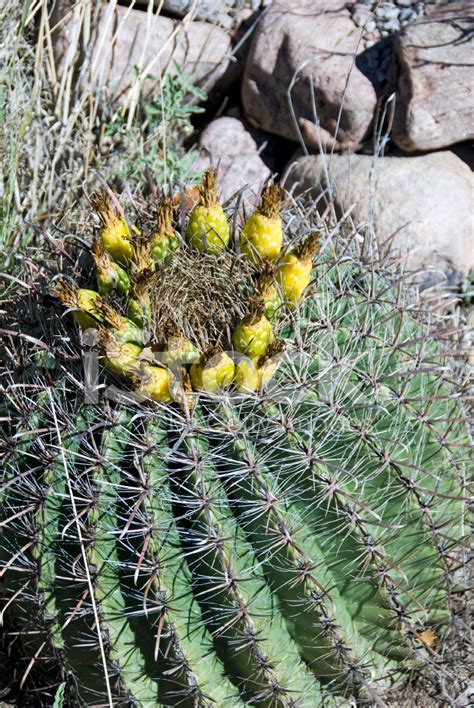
[161,335,201,368]
[90,239,131,297]
[255,260,282,322]
[234,357,260,393]
[190,349,235,393]
[95,301,144,345]
[132,364,173,403]
[235,340,284,393]
[232,301,274,360]
[276,232,321,305]
[103,339,143,377]
[92,191,133,266]
[186,168,230,254]
[152,196,179,263]
[53,280,104,330]
[240,184,283,264]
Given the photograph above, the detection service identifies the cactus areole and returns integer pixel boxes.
[0,171,468,707]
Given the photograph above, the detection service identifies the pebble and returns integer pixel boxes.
[352,0,437,36]
[399,7,416,21]
[375,4,400,20]
[384,17,402,31]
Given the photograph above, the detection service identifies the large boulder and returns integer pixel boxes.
[393,1,474,151]
[192,116,271,202]
[285,151,474,280]
[242,0,380,151]
[51,2,232,106]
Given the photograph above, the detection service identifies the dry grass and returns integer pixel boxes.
[0,0,209,270]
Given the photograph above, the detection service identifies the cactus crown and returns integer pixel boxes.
[148,248,255,350]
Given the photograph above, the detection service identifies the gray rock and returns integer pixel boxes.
[383,18,402,32]
[149,0,238,22]
[393,1,474,151]
[51,3,232,106]
[396,0,413,7]
[375,4,400,19]
[399,8,416,22]
[284,151,474,278]
[193,116,271,203]
[242,0,379,152]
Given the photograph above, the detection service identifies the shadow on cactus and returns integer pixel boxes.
[0,169,469,707]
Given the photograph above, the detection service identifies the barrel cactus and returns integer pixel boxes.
[0,170,468,707]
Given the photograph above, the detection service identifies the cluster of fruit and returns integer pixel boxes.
[54,169,320,402]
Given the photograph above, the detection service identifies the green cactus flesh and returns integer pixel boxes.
[0,188,469,707]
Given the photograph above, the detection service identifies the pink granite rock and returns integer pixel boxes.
[242,0,379,151]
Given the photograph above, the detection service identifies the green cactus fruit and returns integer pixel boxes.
[186,168,230,254]
[152,196,179,262]
[132,364,174,403]
[255,260,282,321]
[103,338,143,376]
[161,334,201,367]
[0,177,468,708]
[96,300,145,345]
[91,238,131,296]
[127,275,153,329]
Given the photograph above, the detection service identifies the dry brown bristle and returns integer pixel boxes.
[90,238,111,268]
[91,191,120,229]
[132,234,153,274]
[95,300,123,329]
[260,339,285,365]
[147,249,253,351]
[244,298,265,325]
[177,369,195,413]
[131,272,153,299]
[258,183,281,219]
[295,232,321,262]
[155,196,174,238]
[256,260,277,298]
[199,168,220,209]
[51,280,79,308]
